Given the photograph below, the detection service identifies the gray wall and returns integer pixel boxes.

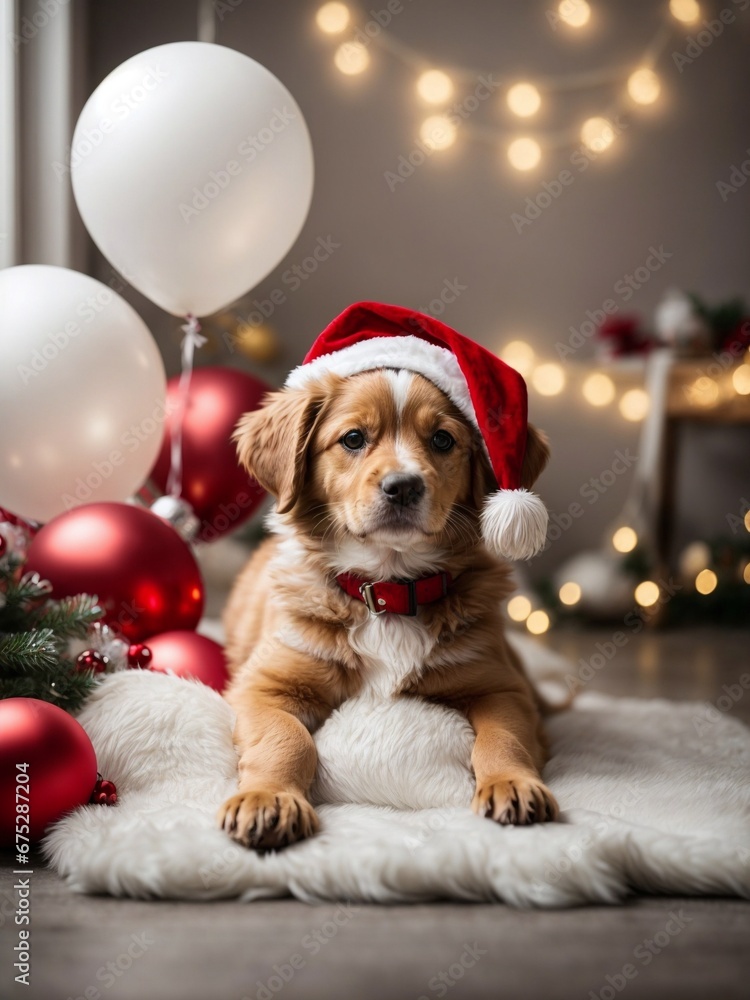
[83,0,750,577]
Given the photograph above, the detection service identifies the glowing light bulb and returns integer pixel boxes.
[507,137,541,171]
[627,68,661,105]
[743,562,750,585]
[559,582,582,606]
[316,2,350,33]
[532,363,566,396]
[558,0,591,27]
[619,388,649,421]
[500,340,535,376]
[612,526,638,553]
[507,595,532,621]
[419,115,457,150]
[417,70,453,104]
[695,568,717,595]
[582,372,615,406]
[745,510,750,533]
[580,117,615,153]
[670,0,700,23]
[526,610,550,635]
[732,364,750,395]
[634,580,660,607]
[334,41,370,75]
[507,83,541,118]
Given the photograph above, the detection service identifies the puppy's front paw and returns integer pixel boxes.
[472,774,559,826]
[217,790,319,851]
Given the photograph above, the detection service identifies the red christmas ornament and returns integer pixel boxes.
[0,534,6,558]
[149,366,269,543]
[127,642,153,669]
[0,698,98,844]
[76,650,108,674]
[25,502,204,642]
[90,775,117,806]
[146,630,230,692]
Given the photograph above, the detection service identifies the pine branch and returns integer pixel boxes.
[28,594,103,638]
[0,629,58,672]
[0,661,97,711]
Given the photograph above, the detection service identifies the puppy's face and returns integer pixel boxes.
[234,369,549,554]
[307,370,481,546]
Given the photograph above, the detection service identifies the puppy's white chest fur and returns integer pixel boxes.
[348,612,436,698]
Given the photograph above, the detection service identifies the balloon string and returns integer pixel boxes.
[166,315,207,498]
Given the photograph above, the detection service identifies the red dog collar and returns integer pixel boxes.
[336,571,452,616]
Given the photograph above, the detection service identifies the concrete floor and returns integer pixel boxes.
[1,627,749,1000]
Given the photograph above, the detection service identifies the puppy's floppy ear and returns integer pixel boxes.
[233,382,330,514]
[469,440,496,512]
[521,424,550,489]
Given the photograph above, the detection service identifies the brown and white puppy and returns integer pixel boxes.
[218,368,558,850]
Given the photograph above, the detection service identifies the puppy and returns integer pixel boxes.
[217,321,559,850]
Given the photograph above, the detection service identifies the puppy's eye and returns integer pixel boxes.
[341,430,366,451]
[432,430,455,452]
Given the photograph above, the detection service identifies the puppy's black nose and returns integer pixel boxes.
[381,473,425,507]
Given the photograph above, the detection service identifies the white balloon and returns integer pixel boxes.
[0,265,167,522]
[71,42,314,317]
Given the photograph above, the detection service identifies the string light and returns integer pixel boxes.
[532,363,566,396]
[732,364,750,395]
[619,388,649,421]
[627,67,661,105]
[669,0,700,24]
[695,568,717,595]
[745,510,750,533]
[526,610,550,635]
[634,580,660,607]
[558,0,591,28]
[679,541,710,577]
[612,526,638,553]
[507,83,541,118]
[743,562,750,585]
[582,372,615,406]
[507,595,532,621]
[580,117,616,153]
[417,69,453,104]
[507,137,541,171]
[688,376,720,407]
[419,115,457,150]
[559,582,582,606]
[500,340,535,375]
[316,2,350,34]
[334,41,370,75]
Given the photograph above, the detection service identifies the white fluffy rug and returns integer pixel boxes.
[44,634,750,907]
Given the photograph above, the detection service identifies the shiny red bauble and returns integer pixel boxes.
[25,502,204,642]
[0,698,98,844]
[149,366,269,542]
[142,630,230,692]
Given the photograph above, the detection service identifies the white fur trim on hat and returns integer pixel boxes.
[481,488,548,561]
[285,335,480,431]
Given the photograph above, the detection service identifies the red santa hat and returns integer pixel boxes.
[285,301,548,560]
